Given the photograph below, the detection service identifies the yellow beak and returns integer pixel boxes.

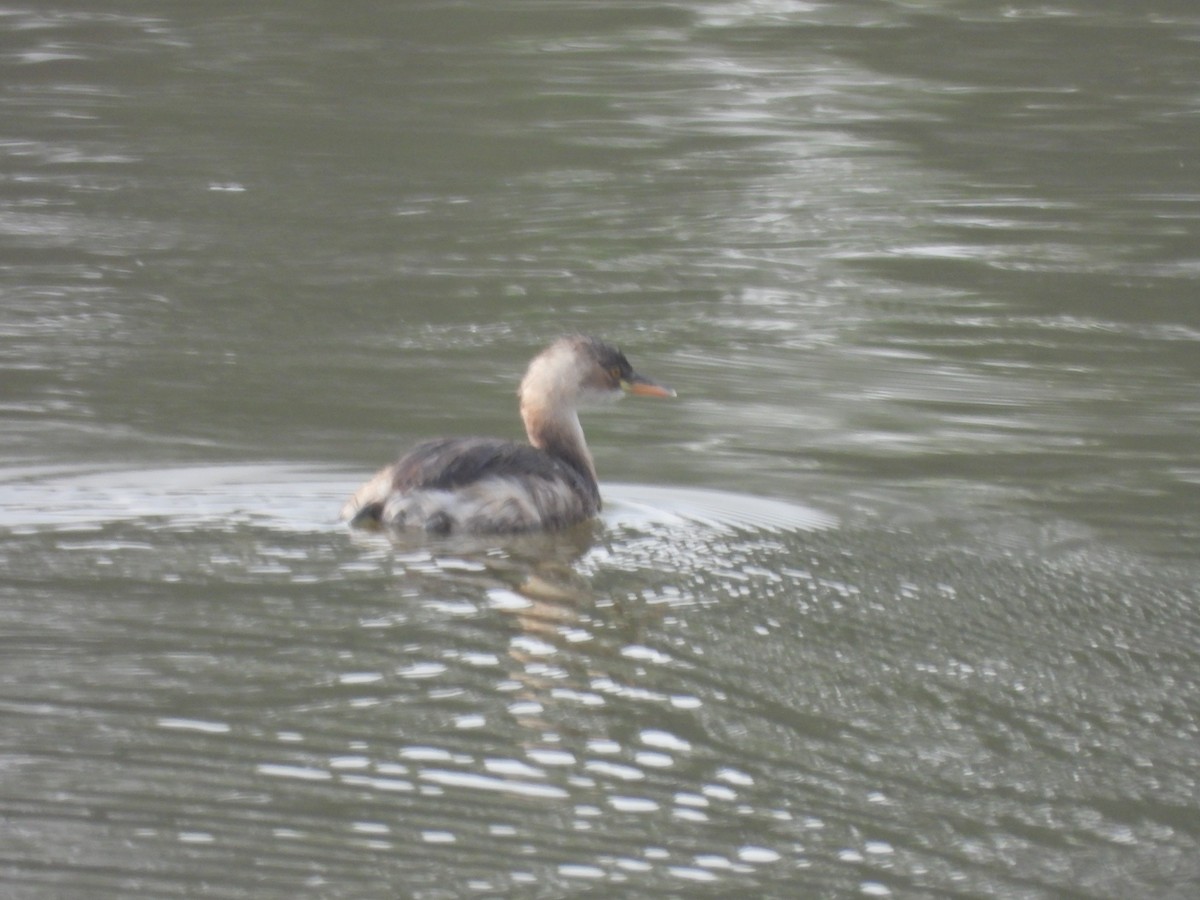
[621,375,675,398]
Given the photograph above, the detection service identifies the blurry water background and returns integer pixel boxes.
[2,2,1199,897]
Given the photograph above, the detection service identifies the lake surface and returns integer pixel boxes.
[2,2,1198,897]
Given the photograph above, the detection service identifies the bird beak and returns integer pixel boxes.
[621,373,676,398]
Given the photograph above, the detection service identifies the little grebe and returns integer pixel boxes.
[341,335,674,534]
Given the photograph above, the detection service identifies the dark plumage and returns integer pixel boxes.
[349,437,599,533]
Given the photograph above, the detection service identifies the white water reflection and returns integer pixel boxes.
[605,482,837,532]
[0,464,835,539]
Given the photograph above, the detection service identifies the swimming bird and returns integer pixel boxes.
[341,335,674,534]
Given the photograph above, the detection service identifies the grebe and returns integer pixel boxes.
[341,335,674,534]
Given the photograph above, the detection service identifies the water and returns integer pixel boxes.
[2,2,1199,897]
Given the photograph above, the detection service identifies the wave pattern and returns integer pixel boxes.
[1,465,1197,896]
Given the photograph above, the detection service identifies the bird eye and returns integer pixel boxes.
[609,366,622,380]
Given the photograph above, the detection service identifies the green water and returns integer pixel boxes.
[2,2,1198,897]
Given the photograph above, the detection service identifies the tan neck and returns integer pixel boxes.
[522,403,597,484]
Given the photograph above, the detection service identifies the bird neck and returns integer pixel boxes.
[522,403,597,486]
